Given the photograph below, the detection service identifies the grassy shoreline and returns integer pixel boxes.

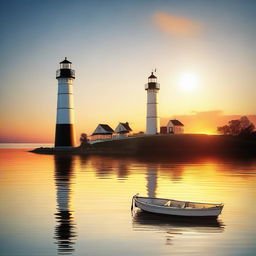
[31,134,256,157]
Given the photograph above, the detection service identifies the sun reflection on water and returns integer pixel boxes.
[0,149,256,256]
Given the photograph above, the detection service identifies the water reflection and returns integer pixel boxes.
[116,159,130,180]
[54,155,77,255]
[132,211,224,245]
[79,155,131,180]
[161,163,184,181]
[146,165,158,197]
[2,149,256,256]
[145,163,185,197]
[91,156,115,179]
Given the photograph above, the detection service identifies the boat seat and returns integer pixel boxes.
[180,203,186,208]
[164,201,186,208]
[164,201,171,207]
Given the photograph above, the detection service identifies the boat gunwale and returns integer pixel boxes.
[134,196,224,210]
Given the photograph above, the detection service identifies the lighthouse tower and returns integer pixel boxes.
[145,72,160,134]
[55,58,76,147]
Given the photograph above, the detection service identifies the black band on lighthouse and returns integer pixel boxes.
[55,124,75,147]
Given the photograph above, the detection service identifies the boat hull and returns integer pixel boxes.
[134,197,223,218]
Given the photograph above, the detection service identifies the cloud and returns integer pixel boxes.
[154,12,201,37]
[161,110,256,134]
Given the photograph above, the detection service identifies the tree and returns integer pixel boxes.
[217,116,255,136]
[239,124,255,137]
[229,119,242,135]
[240,116,251,130]
[217,125,230,135]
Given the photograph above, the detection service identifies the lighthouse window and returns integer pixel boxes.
[61,63,71,69]
[149,78,157,83]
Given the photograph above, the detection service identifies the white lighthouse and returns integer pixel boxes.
[145,72,160,134]
[55,58,76,147]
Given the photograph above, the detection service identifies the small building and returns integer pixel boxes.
[160,126,167,134]
[114,122,132,137]
[167,120,184,134]
[91,124,114,140]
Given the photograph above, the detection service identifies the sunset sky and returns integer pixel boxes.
[0,0,255,143]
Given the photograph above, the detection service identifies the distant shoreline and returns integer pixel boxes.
[0,143,53,149]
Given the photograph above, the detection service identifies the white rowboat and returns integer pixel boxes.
[132,195,224,218]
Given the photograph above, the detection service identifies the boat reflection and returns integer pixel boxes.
[132,211,224,245]
[54,155,77,255]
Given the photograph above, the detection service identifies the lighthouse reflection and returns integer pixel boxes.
[146,165,158,198]
[54,155,77,255]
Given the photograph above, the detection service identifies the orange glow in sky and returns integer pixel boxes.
[0,2,255,143]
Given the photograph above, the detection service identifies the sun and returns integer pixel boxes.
[178,72,199,92]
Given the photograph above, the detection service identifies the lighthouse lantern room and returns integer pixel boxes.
[55,58,76,147]
[145,72,160,134]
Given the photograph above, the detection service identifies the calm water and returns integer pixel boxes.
[0,147,256,256]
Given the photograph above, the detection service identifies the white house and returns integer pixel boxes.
[91,124,114,140]
[114,122,132,138]
[167,120,184,134]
